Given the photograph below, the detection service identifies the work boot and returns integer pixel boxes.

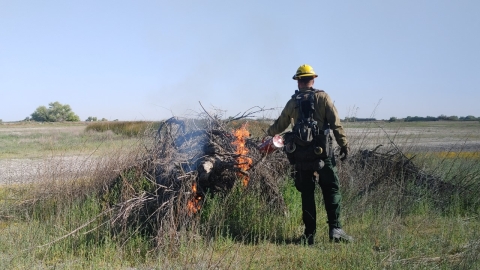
[329,228,353,243]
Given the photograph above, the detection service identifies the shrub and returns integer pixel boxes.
[226,119,271,137]
[85,121,160,137]
[86,116,98,122]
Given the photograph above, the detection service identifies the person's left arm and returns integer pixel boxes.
[323,94,348,148]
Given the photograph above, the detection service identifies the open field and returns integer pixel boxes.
[0,122,140,159]
[0,122,144,184]
[0,120,479,269]
[2,121,479,184]
[4,120,479,157]
[344,121,480,152]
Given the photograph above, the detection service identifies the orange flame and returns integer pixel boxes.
[233,123,253,186]
[187,182,202,215]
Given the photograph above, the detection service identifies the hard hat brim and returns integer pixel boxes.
[292,74,318,80]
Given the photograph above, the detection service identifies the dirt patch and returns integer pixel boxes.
[0,156,98,185]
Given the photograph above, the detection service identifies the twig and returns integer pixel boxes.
[21,209,113,252]
[198,101,216,122]
[225,106,276,122]
[388,252,464,265]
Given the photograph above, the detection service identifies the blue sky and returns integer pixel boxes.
[1,0,479,122]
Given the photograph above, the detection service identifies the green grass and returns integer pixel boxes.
[85,121,161,137]
[226,119,271,138]
[0,191,151,269]
[0,122,140,159]
[0,121,479,269]
[2,179,479,269]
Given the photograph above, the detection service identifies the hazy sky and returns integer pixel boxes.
[1,0,479,122]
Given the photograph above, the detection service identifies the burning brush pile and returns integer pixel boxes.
[102,116,289,241]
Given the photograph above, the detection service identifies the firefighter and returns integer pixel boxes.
[267,64,353,245]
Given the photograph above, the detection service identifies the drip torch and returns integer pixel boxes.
[258,134,284,155]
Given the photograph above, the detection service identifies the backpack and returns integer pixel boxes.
[283,89,332,170]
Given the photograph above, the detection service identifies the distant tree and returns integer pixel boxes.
[0,119,2,124]
[86,116,98,122]
[48,101,79,121]
[343,117,376,122]
[388,115,477,122]
[437,114,448,120]
[31,106,49,122]
[30,101,80,122]
[447,115,459,121]
[100,118,108,121]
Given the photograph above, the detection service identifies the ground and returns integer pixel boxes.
[1,121,479,184]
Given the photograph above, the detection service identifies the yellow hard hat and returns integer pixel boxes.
[292,64,318,80]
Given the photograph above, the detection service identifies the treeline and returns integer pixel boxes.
[343,117,377,122]
[393,115,479,122]
[342,115,480,122]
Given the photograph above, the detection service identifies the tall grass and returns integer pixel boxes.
[1,121,479,269]
[226,119,271,137]
[85,121,160,137]
[199,179,300,244]
[0,122,141,159]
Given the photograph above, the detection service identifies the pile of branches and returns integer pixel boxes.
[344,143,477,209]
[103,115,289,241]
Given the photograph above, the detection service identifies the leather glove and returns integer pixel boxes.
[339,146,349,161]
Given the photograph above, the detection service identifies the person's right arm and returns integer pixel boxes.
[266,100,294,136]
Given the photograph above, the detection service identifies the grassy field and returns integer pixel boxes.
[0,120,479,269]
[0,122,153,159]
[343,120,480,152]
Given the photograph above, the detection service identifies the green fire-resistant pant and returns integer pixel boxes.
[294,157,342,236]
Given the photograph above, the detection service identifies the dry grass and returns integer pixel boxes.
[1,119,480,269]
[85,121,160,137]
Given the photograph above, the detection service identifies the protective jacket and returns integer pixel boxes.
[267,87,348,148]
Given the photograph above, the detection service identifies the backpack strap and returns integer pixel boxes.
[292,88,330,130]
[287,88,334,160]
[292,89,316,123]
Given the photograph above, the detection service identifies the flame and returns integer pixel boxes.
[187,182,202,215]
[232,123,253,186]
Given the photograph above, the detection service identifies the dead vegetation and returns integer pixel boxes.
[348,145,456,198]
[99,112,480,252]
[101,114,289,245]
[338,139,480,218]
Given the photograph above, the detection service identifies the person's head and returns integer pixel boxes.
[292,64,318,88]
[297,77,315,88]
